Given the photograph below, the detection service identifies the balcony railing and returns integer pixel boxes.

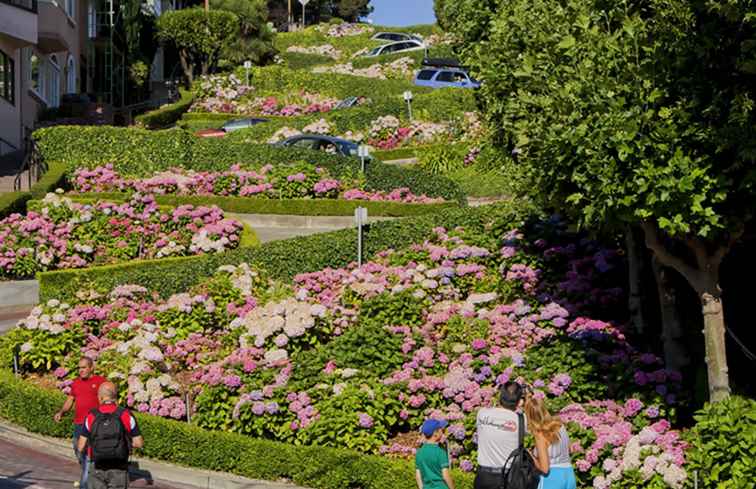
[0,0,37,13]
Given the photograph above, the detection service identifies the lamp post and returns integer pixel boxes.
[298,0,310,27]
[358,144,370,173]
[243,60,252,86]
[354,206,368,267]
[403,90,413,121]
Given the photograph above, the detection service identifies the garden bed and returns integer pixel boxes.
[33,126,466,205]
[7,205,691,488]
[0,193,255,281]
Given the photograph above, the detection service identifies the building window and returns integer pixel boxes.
[67,56,76,93]
[29,50,45,100]
[88,2,96,38]
[66,0,76,18]
[0,50,15,105]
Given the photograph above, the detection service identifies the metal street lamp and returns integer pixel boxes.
[358,144,370,173]
[403,90,414,121]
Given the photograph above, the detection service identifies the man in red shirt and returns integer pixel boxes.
[77,382,144,489]
[54,357,106,488]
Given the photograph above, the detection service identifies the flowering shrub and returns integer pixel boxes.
[0,193,242,279]
[191,87,343,116]
[286,44,343,60]
[71,164,443,204]
[9,216,690,487]
[191,74,254,113]
[266,119,334,143]
[316,22,374,37]
[368,116,451,150]
[312,57,415,80]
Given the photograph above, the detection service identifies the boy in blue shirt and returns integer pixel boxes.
[415,419,456,489]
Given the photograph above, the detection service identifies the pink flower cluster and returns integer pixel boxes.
[0,193,242,279]
[343,188,444,204]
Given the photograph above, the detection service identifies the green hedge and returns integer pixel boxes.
[0,369,474,489]
[38,202,529,303]
[134,89,195,130]
[68,192,457,217]
[0,162,69,219]
[33,126,465,204]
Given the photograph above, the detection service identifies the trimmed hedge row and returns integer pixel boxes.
[134,89,194,130]
[33,126,466,204]
[0,369,474,489]
[0,162,69,219]
[68,192,457,217]
[38,202,530,302]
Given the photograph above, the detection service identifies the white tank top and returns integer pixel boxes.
[546,426,571,465]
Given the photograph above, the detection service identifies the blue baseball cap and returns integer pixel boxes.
[421,418,448,437]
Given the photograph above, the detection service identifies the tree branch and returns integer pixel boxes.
[712,224,745,267]
[640,221,700,287]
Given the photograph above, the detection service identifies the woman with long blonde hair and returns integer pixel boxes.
[524,394,576,489]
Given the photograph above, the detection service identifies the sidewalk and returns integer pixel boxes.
[0,420,305,489]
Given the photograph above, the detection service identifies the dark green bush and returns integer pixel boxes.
[0,369,473,489]
[68,192,456,217]
[134,89,195,129]
[33,125,465,203]
[38,202,528,303]
[685,396,756,488]
[0,162,69,218]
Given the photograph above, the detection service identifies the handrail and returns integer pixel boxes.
[13,137,47,192]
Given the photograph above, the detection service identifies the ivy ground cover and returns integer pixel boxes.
[7,213,691,488]
[0,193,243,280]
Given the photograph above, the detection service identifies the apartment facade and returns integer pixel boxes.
[1,0,86,153]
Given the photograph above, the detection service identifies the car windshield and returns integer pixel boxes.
[368,47,382,56]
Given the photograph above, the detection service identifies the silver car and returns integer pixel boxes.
[363,40,426,58]
[371,32,423,43]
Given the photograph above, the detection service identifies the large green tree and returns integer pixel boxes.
[437,0,756,401]
[157,8,239,85]
[210,0,276,65]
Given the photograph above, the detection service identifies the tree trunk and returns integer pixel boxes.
[625,225,646,334]
[698,281,731,402]
[651,257,689,372]
[179,51,193,87]
[640,221,740,402]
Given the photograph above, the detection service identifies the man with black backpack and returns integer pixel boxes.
[77,382,144,489]
[474,382,540,489]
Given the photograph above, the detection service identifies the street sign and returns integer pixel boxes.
[243,61,252,69]
[358,145,370,158]
[354,206,368,226]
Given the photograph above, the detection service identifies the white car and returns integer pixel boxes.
[371,32,423,43]
[363,40,426,58]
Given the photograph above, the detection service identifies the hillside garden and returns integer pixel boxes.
[0,11,753,489]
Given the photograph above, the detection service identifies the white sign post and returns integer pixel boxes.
[403,90,414,121]
[358,144,370,173]
[298,0,309,27]
[243,60,252,86]
[354,206,368,267]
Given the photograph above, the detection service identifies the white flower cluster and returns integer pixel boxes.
[234,298,327,348]
[156,240,186,258]
[19,300,71,335]
[218,263,261,297]
[286,44,342,60]
[595,430,687,489]
[317,22,374,37]
[266,119,333,143]
[189,229,231,254]
[312,57,415,80]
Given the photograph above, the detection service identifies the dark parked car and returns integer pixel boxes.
[273,135,361,157]
[196,117,268,138]
[333,96,368,110]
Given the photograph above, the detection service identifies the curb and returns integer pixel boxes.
[230,212,394,229]
[0,419,305,489]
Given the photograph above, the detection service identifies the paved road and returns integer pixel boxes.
[0,438,188,489]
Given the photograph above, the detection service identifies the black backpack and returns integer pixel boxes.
[89,407,130,465]
[502,413,541,489]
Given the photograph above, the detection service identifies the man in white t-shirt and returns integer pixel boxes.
[474,381,525,489]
